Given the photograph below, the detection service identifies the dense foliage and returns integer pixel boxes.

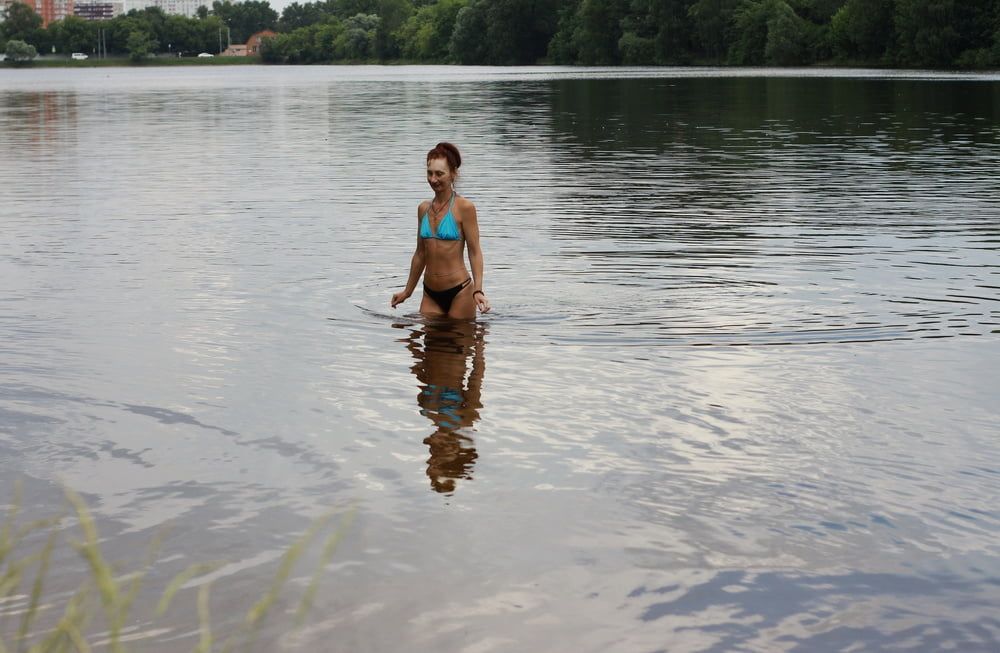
[264,0,1000,66]
[2,0,998,67]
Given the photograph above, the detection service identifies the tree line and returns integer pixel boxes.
[3,0,999,68]
[1,1,278,61]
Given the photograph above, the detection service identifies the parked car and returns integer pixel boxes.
[71,52,88,60]
[197,52,214,58]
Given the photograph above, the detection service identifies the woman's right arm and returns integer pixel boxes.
[391,206,427,308]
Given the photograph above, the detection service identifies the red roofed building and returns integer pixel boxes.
[247,30,276,55]
[222,30,276,57]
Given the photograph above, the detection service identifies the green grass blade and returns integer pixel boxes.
[294,509,355,625]
[28,585,92,653]
[16,528,59,650]
[193,583,212,653]
[62,626,90,653]
[62,488,122,653]
[155,563,222,617]
[1,482,23,569]
[119,526,169,624]
[244,515,332,630]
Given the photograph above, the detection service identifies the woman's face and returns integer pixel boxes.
[426,157,454,193]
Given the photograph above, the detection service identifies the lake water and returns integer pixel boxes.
[1,66,998,651]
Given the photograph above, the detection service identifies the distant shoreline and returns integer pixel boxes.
[3,58,996,72]
[2,56,261,68]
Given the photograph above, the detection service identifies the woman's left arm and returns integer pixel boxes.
[462,199,491,313]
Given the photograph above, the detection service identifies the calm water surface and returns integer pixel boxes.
[1,66,999,651]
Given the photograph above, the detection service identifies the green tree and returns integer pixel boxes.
[831,0,893,60]
[895,0,997,66]
[728,0,810,65]
[333,12,377,58]
[729,0,770,63]
[115,7,169,53]
[955,1,1000,67]
[449,0,488,63]
[105,16,143,54]
[618,30,654,63]
[574,0,628,64]
[212,0,278,43]
[50,15,97,54]
[641,0,696,63]
[261,21,326,61]
[261,25,304,61]
[163,14,201,53]
[688,0,739,59]
[397,0,462,60]
[440,0,563,64]
[790,0,844,23]
[893,0,957,65]
[486,0,561,64]
[5,38,38,63]
[314,18,348,58]
[2,2,43,44]
[279,2,324,30]
[547,0,580,63]
[126,28,158,60]
[374,0,413,58]
[195,15,226,53]
[327,0,379,19]
[763,2,809,63]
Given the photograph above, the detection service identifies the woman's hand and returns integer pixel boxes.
[474,291,491,314]
[391,290,411,308]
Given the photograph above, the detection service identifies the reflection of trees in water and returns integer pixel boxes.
[401,320,486,495]
[540,76,999,251]
[548,77,999,155]
[542,78,763,249]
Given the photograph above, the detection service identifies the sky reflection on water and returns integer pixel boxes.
[1,67,998,651]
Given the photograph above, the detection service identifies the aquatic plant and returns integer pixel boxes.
[0,484,352,652]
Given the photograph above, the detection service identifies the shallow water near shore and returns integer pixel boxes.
[1,66,999,651]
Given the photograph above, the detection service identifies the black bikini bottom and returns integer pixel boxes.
[424,277,472,313]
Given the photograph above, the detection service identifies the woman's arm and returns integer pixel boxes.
[391,206,427,308]
[461,199,491,313]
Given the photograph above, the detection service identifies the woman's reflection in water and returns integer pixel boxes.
[399,319,486,494]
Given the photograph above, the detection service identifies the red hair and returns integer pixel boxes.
[426,142,462,173]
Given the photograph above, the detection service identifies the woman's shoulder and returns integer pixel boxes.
[417,199,430,216]
[455,195,476,211]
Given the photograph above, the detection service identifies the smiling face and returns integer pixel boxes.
[426,157,455,194]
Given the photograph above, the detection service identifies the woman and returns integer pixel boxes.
[391,143,491,319]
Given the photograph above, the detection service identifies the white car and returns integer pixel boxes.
[197,52,214,58]
[71,52,88,60]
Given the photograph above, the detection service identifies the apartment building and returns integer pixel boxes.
[73,1,122,19]
[31,0,74,26]
[123,0,205,17]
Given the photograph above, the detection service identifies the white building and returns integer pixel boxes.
[123,0,206,17]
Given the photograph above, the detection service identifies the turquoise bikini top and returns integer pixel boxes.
[420,194,461,241]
